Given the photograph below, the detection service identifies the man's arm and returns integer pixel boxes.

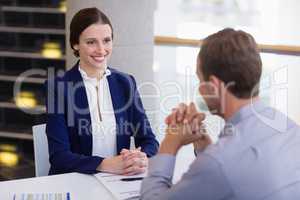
[141,152,233,200]
[141,102,232,199]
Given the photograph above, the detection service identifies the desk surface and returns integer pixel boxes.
[0,147,195,200]
[0,172,113,200]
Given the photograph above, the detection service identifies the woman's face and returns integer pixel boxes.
[74,23,113,71]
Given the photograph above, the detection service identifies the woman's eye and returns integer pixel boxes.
[87,41,95,45]
[104,38,111,43]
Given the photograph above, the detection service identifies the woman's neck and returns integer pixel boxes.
[79,62,106,80]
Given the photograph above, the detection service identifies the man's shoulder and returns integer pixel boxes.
[203,104,300,172]
[236,105,300,149]
[245,105,299,132]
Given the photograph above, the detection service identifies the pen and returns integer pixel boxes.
[120,177,144,181]
[67,192,71,200]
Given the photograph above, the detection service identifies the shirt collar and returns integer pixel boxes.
[78,65,111,81]
[226,99,267,125]
[220,99,268,137]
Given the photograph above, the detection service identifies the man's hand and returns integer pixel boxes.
[193,133,212,153]
[159,102,207,155]
[165,103,205,131]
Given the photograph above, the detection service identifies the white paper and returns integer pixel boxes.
[94,172,146,200]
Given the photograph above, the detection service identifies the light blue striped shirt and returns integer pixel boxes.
[141,101,300,200]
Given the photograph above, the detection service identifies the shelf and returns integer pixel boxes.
[0,2,63,179]
[0,131,33,140]
[0,102,46,112]
[1,6,65,14]
[0,51,65,60]
[0,26,65,35]
[0,74,45,84]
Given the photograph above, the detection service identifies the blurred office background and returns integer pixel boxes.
[0,0,300,181]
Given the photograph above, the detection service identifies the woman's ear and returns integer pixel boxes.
[73,44,79,50]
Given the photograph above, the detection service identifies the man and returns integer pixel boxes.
[141,28,300,200]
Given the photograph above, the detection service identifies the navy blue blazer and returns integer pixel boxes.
[46,63,159,175]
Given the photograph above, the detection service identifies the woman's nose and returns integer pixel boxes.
[96,43,106,54]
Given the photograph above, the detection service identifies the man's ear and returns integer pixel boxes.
[209,75,229,101]
[209,75,221,88]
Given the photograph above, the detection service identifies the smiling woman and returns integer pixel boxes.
[70,8,113,80]
[73,23,113,80]
[45,7,159,176]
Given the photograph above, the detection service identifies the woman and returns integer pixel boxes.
[46,7,158,175]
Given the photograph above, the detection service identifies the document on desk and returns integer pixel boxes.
[94,172,146,200]
[13,192,70,200]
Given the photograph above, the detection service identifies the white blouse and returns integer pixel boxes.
[78,66,117,158]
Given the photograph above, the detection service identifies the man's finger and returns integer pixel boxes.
[186,103,205,123]
[191,116,206,133]
[177,103,188,122]
[166,124,180,135]
[165,108,179,125]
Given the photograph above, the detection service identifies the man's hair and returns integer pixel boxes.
[198,28,262,98]
[69,7,113,57]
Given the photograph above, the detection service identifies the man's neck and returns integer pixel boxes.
[223,94,259,121]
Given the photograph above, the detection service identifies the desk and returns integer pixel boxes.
[0,146,195,200]
[0,173,113,200]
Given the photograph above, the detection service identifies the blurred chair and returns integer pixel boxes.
[32,124,50,177]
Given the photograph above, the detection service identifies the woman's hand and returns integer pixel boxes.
[97,155,126,174]
[120,148,148,176]
[97,148,148,175]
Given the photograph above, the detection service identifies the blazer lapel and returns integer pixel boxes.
[68,64,93,156]
[107,71,130,154]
